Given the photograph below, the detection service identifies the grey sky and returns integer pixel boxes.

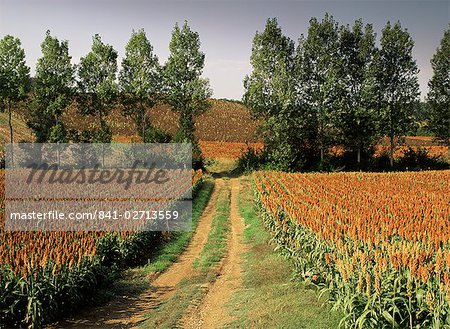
[0,0,448,100]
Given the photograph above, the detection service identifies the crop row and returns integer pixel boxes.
[253,170,450,328]
[0,169,203,328]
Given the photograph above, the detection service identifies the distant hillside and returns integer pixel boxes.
[61,99,262,143]
[0,112,34,144]
[1,99,447,160]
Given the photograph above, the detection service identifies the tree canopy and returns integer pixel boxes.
[0,35,30,144]
[77,34,118,142]
[427,25,450,145]
[28,30,74,142]
[119,29,161,141]
[164,21,211,167]
[374,21,420,167]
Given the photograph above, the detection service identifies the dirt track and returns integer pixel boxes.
[48,177,245,329]
[48,179,223,328]
[179,178,246,329]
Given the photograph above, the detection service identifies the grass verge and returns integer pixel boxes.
[193,186,231,270]
[138,279,204,329]
[226,176,341,329]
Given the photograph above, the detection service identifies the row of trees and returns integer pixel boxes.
[244,15,449,170]
[0,22,211,167]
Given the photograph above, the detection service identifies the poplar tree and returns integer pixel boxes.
[374,21,419,167]
[164,21,211,166]
[0,35,30,143]
[334,20,378,164]
[77,34,118,142]
[243,18,298,170]
[119,29,161,141]
[29,30,74,142]
[300,14,340,162]
[427,25,449,145]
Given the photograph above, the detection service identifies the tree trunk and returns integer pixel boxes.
[99,112,104,130]
[389,133,394,168]
[320,148,324,162]
[141,101,145,143]
[8,99,13,144]
[180,110,194,143]
[357,146,361,164]
[142,113,145,143]
[7,99,14,167]
[389,106,394,168]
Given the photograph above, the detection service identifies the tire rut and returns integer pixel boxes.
[179,178,246,329]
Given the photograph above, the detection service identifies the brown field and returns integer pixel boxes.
[199,140,264,159]
[1,99,448,160]
[61,99,262,143]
